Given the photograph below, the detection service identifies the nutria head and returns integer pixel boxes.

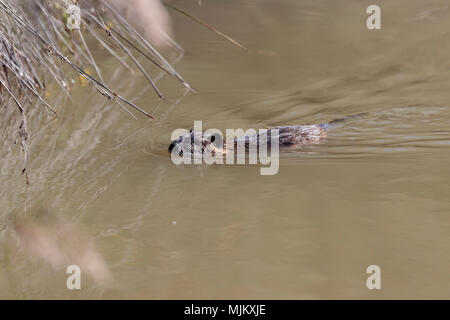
[168,129,223,157]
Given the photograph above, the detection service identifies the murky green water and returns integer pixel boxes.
[1,0,450,299]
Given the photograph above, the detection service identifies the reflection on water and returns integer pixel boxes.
[1,0,450,299]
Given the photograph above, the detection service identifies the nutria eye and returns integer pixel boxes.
[210,135,215,142]
[179,150,183,157]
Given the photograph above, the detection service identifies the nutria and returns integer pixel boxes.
[168,113,366,157]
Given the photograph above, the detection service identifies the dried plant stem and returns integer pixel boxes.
[0,77,29,184]
[0,0,155,118]
[161,1,247,50]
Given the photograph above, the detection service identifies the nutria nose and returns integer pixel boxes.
[168,135,184,152]
[168,140,177,152]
